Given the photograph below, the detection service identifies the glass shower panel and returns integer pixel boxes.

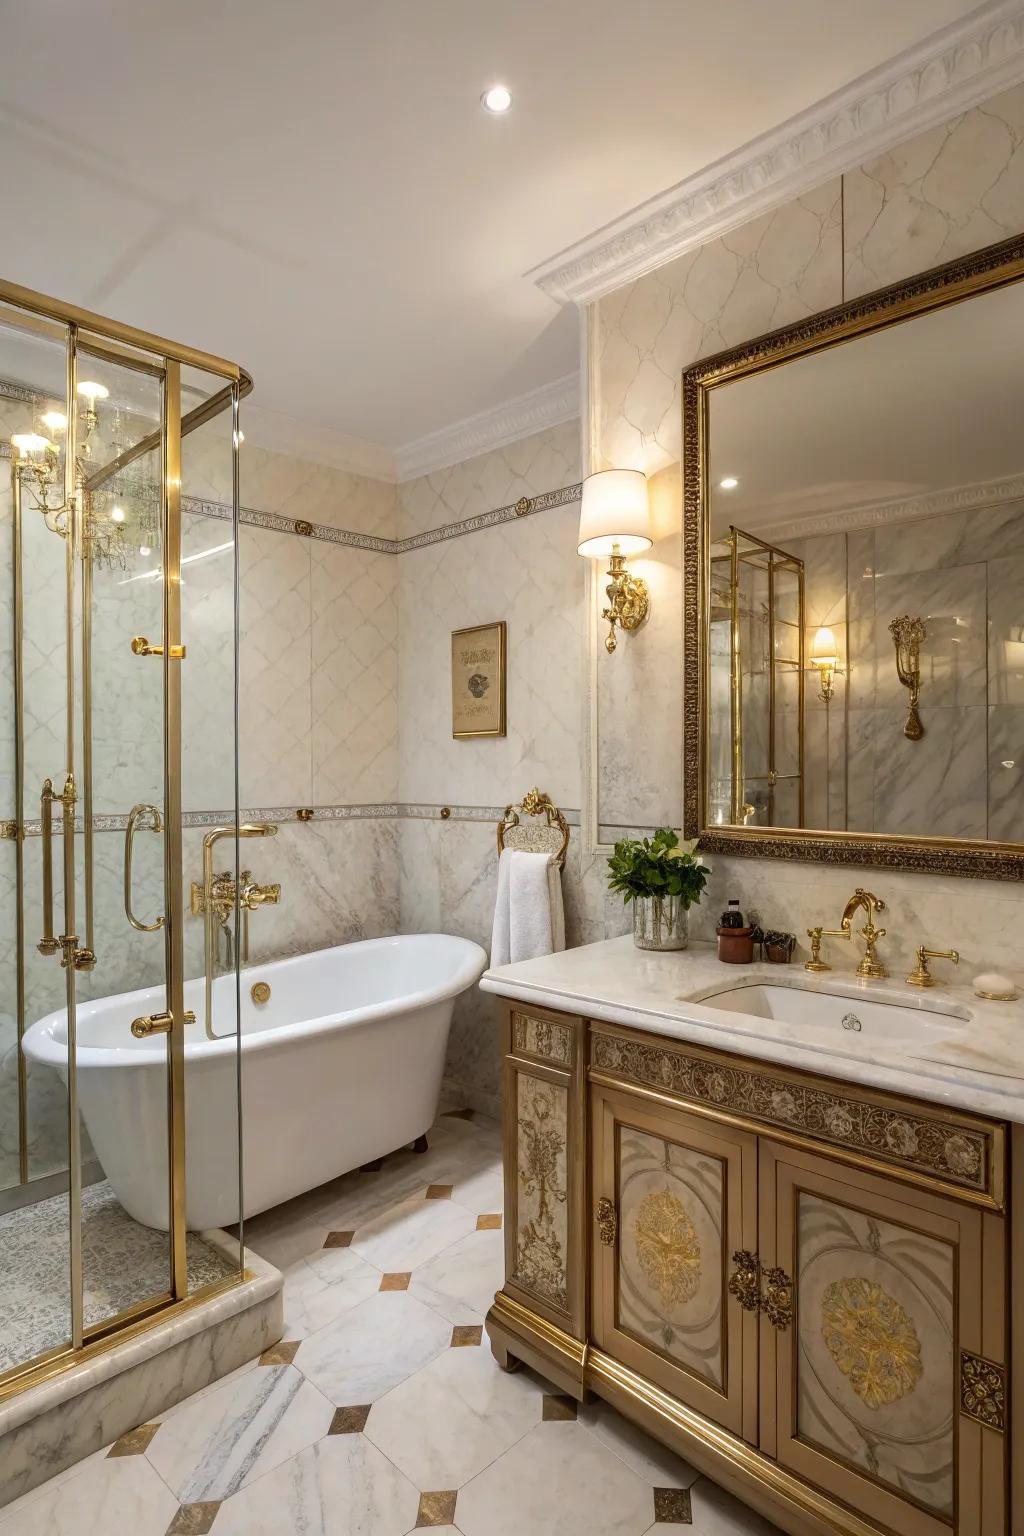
[180,371,243,1276]
[72,347,175,1330]
[0,308,73,1375]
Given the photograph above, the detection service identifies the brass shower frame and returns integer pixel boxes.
[1,273,252,1402]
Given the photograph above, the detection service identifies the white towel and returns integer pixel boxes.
[490,848,565,967]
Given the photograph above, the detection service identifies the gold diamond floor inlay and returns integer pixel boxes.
[654,1487,693,1523]
[258,1339,300,1365]
[416,1489,458,1526]
[328,1405,372,1434]
[107,1422,161,1457]
[379,1271,412,1291]
[476,1212,502,1229]
[450,1324,483,1347]
[425,1184,453,1200]
[542,1393,577,1421]
[165,1502,221,1535]
[323,1230,355,1248]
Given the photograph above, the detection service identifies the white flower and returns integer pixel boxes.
[771,1089,798,1121]
[825,1105,855,1139]
[943,1134,980,1177]
[885,1119,919,1157]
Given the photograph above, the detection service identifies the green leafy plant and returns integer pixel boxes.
[606,828,709,906]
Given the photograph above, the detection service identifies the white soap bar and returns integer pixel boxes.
[973,971,1019,1001]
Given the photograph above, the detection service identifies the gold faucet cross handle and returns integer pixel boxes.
[241,879,281,910]
[906,945,960,989]
[805,925,851,974]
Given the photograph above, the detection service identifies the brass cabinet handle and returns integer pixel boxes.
[131,1009,196,1039]
[130,635,186,659]
[596,1196,617,1246]
[124,803,165,932]
[761,1265,794,1331]
[728,1249,762,1313]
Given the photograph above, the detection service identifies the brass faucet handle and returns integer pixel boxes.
[804,925,850,973]
[906,945,960,989]
[242,880,281,910]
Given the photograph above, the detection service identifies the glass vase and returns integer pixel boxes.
[632,895,689,951]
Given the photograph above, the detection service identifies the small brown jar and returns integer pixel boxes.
[717,926,754,964]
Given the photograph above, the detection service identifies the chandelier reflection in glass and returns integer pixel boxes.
[10,380,159,571]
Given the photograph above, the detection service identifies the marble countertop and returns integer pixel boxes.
[481,936,1024,1122]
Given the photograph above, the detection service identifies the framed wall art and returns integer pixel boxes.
[451,621,506,739]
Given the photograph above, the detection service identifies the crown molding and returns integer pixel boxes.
[530,0,1024,307]
[755,470,1024,544]
[394,372,579,482]
[241,402,397,482]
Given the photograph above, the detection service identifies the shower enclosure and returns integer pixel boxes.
[0,277,251,1395]
[708,526,805,827]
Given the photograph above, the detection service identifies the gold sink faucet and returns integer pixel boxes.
[804,925,851,973]
[906,945,959,988]
[840,888,888,979]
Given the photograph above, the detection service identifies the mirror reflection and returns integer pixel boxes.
[706,279,1024,842]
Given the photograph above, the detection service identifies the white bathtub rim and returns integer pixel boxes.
[22,933,487,1070]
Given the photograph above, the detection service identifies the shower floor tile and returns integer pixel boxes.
[0,1181,235,1375]
[3,1111,783,1536]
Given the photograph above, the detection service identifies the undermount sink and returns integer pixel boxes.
[688,980,971,1046]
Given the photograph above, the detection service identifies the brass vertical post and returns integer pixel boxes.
[11,462,27,1183]
[162,360,188,1299]
[63,324,83,1350]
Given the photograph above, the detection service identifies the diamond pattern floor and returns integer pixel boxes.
[1,1112,783,1535]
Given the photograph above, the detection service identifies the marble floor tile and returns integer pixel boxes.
[296,1290,451,1403]
[365,1340,540,1489]
[350,1194,476,1271]
[688,1478,785,1534]
[408,1226,504,1325]
[147,1363,334,1502]
[458,1420,656,1536]
[211,1433,420,1536]
[0,1452,178,1535]
[580,1398,700,1489]
[282,1245,382,1336]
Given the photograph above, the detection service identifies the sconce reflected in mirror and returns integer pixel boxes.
[578,469,652,654]
[809,624,839,703]
[889,614,927,739]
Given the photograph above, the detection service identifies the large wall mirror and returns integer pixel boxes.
[683,236,1024,879]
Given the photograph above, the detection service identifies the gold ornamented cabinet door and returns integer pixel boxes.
[759,1140,1006,1536]
[591,1085,758,1441]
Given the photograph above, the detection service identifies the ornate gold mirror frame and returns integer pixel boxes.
[682,233,1024,881]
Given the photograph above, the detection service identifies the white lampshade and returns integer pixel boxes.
[810,625,838,667]
[578,469,652,558]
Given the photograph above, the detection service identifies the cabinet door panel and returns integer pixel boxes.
[761,1139,1005,1536]
[592,1085,758,1441]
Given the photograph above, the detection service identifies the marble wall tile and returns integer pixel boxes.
[396,421,580,540]
[238,526,313,808]
[987,705,1023,843]
[311,545,398,805]
[844,84,1024,300]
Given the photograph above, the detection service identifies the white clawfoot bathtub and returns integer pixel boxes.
[23,934,486,1231]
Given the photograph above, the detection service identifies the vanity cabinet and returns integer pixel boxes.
[490,1008,1012,1536]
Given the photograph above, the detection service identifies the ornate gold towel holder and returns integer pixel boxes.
[496,788,569,870]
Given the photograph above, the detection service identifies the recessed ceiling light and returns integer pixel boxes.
[719,476,739,490]
[481,84,512,114]
[110,505,126,523]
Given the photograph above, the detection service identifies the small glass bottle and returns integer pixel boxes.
[720,898,745,929]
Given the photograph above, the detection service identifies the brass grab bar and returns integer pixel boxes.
[124,803,165,933]
[197,823,278,1040]
[38,778,59,957]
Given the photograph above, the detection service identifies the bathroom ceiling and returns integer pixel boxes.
[0,0,984,469]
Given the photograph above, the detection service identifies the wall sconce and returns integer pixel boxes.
[889,614,927,739]
[578,469,652,654]
[809,625,839,703]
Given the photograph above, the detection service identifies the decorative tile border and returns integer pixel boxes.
[14,802,580,836]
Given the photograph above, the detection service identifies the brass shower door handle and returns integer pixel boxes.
[38,778,60,956]
[125,803,165,932]
[130,635,186,659]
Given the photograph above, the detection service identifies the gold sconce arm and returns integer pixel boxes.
[602,548,650,654]
[124,803,165,933]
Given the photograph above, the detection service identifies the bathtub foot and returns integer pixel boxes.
[411,1134,429,1155]
[359,1157,384,1173]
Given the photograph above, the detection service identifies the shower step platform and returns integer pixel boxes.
[0,1220,282,1510]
